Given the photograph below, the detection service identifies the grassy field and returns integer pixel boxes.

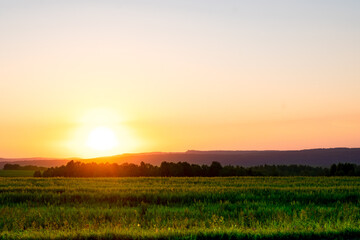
[0,170,35,177]
[0,177,359,239]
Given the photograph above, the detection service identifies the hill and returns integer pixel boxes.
[2,148,360,168]
[0,159,70,169]
[87,148,360,167]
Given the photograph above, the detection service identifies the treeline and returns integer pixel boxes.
[3,164,47,171]
[36,161,360,177]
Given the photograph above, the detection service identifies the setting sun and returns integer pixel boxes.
[61,108,141,158]
[0,0,359,159]
[86,126,118,151]
[1,1,360,239]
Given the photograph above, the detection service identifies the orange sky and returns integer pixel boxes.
[0,1,359,158]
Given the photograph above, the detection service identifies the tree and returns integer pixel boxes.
[330,164,337,176]
[209,161,222,177]
[33,171,42,177]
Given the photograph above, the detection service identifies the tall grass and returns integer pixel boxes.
[0,177,359,239]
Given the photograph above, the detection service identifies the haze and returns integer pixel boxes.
[1,0,359,158]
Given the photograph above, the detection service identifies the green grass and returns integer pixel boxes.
[0,177,359,239]
[0,170,34,177]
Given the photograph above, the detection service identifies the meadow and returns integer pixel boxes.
[0,170,35,177]
[0,177,359,239]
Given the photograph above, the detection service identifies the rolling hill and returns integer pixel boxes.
[1,148,360,169]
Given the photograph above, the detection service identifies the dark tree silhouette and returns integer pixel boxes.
[39,161,360,178]
[33,171,42,177]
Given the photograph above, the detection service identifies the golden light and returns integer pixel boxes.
[64,108,141,158]
[86,126,118,151]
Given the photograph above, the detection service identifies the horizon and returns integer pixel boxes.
[1,146,360,160]
[1,1,359,158]
[1,2,359,239]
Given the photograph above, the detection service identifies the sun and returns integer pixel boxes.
[86,126,118,151]
[66,109,140,158]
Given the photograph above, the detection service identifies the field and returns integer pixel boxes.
[0,177,359,239]
[0,170,35,177]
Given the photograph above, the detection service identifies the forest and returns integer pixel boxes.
[37,161,360,177]
[3,163,47,171]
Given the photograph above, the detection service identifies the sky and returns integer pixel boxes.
[0,0,359,158]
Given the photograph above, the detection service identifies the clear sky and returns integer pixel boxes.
[1,0,359,158]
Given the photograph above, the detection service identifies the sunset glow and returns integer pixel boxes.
[86,126,118,151]
[0,1,359,158]
[60,109,140,158]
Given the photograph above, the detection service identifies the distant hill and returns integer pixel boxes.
[0,159,70,169]
[86,148,360,167]
[2,148,360,168]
